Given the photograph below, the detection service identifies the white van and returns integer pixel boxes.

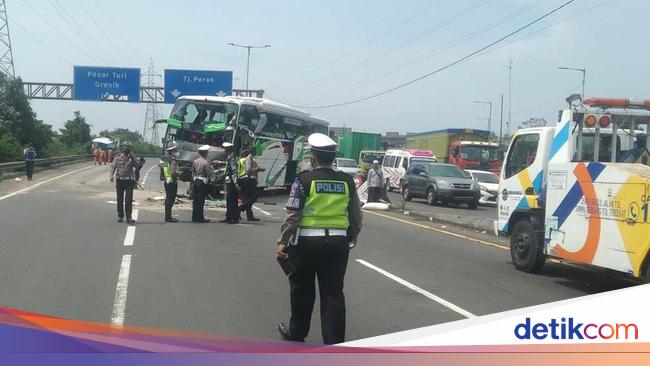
[382,149,437,191]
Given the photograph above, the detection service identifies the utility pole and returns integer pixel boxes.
[507,57,512,137]
[143,59,162,145]
[228,43,271,90]
[499,94,504,148]
[0,0,15,78]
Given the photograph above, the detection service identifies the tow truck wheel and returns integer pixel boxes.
[510,219,545,273]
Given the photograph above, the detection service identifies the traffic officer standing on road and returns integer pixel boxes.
[276,133,363,345]
[110,141,137,224]
[221,142,241,224]
[161,143,179,223]
[243,147,265,221]
[192,145,212,223]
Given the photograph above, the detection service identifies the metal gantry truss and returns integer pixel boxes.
[22,82,264,103]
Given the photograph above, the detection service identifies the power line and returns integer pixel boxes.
[9,16,72,66]
[19,0,101,64]
[273,0,444,91]
[93,0,145,65]
[294,0,552,106]
[76,0,135,66]
[45,0,111,64]
[279,0,492,97]
[290,0,577,109]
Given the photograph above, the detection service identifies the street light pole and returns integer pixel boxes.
[558,66,586,99]
[228,43,271,90]
[474,100,493,137]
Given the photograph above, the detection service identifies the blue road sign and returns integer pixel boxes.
[164,69,233,103]
[73,66,141,102]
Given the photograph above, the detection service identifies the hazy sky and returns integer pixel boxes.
[8,0,650,139]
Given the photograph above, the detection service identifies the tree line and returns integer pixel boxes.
[0,73,158,163]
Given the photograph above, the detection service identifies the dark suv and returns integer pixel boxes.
[400,162,481,209]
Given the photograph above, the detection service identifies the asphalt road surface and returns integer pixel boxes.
[0,161,639,344]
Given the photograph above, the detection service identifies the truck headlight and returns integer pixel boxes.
[480,184,487,191]
[472,181,480,190]
[437,180,451,189]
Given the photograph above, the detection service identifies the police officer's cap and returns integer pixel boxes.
[198,145,211,152]
[222,142,234,148]
[308,133,337,153]
[165,143,177,151]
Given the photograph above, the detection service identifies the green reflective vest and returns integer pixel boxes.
[238,157,247,178]
[298,179,350,229]
[161,158,176,182]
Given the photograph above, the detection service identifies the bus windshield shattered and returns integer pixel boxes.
[164,100,239,163]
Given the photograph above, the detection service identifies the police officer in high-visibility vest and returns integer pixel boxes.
[237,149,259,222]
[276,133,363,344]
[221,142,241,224]
[161,143,179,223]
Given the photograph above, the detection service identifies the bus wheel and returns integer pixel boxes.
[510,219,545,273]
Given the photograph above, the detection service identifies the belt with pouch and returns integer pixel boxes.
[299,228,348,237]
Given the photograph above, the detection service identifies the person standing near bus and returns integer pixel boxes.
[221,142,241,224]
[24,143,37,181]
[161,143,179,223]
[192,145,212,223]
[244,147,265,221]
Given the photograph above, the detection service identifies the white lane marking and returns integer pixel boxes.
[140,165,156,187]
[0,165,94,201]
[123,227,136,246]
[253,205,272,216]
[110,254,132,326]
[123,210,139,246]
[356,259,476,319]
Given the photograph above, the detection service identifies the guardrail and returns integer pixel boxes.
[0,155,91,175]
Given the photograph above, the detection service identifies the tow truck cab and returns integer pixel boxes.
[497,97,650,278]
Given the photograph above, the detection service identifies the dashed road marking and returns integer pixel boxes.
[110,254,132,326]
[356,259,476,318]
[140,165,156,187]
[253,206,272,216]
[0,165,94,201]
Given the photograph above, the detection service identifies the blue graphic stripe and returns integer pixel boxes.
[549,121,570,160]
[587,162,605,181]
[551,163,605,227]
[532,171,544,194]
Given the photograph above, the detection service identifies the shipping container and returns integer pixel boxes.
[337,132,382,161]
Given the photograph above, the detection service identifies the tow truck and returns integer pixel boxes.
[497,97,650,279]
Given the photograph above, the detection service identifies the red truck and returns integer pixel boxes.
[406,129,501,174]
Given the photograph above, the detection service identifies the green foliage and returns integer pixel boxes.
[0,132,22,162]
[0,74,55,162]
[60,111,92,147]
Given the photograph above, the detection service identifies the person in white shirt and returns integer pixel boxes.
[366,160,383,203]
